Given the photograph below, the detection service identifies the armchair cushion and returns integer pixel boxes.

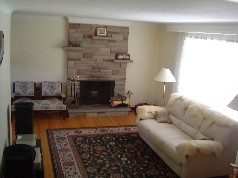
[13,98,66,111]
[42,81,61,96]
[31,99,66,111]
[14,81,35,96]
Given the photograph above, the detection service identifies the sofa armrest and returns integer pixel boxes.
[136,105,168,121]
[176,140,223,164]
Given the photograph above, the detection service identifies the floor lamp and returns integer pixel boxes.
[154,68,176,106]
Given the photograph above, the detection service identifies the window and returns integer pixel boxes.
[178,33,238,108]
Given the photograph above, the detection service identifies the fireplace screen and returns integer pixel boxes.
[79,80,115,105]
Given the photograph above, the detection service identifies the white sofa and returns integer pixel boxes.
[136,93,238,178]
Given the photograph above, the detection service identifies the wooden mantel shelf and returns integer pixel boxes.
[63,46,133,63]
[63,47,84,51]
[114,60,133,63]
[92,36,114,40]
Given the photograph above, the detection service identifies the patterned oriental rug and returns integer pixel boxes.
[47,126,178,178]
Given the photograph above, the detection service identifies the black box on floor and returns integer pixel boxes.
[3,144,36,178]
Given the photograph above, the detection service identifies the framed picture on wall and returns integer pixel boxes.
[0,31,4,66]
[96,27,107,36]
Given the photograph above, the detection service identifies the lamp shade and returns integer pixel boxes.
[154,68,176,82]
[228,94,238,111]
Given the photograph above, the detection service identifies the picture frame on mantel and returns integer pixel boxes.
[96,27,107,36]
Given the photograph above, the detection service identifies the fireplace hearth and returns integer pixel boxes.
[79,80,115,105]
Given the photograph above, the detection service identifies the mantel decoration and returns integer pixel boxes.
[0,31,4,66]
[70,75,80,104]
[116,53,130,60]
[96,27,107,36]
[68,41,83,48]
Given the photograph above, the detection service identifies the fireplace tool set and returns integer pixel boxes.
[70,75,80,104]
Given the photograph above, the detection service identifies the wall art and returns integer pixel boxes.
[96,27,107,36]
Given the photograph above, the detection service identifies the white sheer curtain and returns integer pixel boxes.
[178,33,238,108]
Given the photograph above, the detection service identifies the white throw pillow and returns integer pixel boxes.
[155,108,171,123]
[140,112,155,120]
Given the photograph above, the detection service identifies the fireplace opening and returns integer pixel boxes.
[79,80,115,105]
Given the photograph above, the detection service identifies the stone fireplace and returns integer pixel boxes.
[64,23,131,117]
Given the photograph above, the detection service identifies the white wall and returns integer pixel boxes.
[11,15,67,84]
[127,22,161,106]
[0,11,11,176]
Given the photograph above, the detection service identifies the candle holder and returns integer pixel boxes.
[70,75,80,104]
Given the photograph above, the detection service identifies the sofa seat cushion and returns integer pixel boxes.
[12,98,66,111]
[137,119,173,137]
[137,119,192,164]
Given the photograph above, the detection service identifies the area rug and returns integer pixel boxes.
[47,126,178,178]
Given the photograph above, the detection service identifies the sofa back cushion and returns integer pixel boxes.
[167,93,238,150]
[167,93,210,139]
[180,103,208,139]
[199,108,238,148]
[167,93,191,127]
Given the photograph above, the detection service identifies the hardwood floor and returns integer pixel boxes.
[12,111,137,178]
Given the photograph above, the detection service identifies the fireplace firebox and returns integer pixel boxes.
[79,80,115,105]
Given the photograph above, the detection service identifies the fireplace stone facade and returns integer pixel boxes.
[65,23,129,102]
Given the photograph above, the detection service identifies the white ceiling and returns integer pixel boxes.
[2,0,238,23]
